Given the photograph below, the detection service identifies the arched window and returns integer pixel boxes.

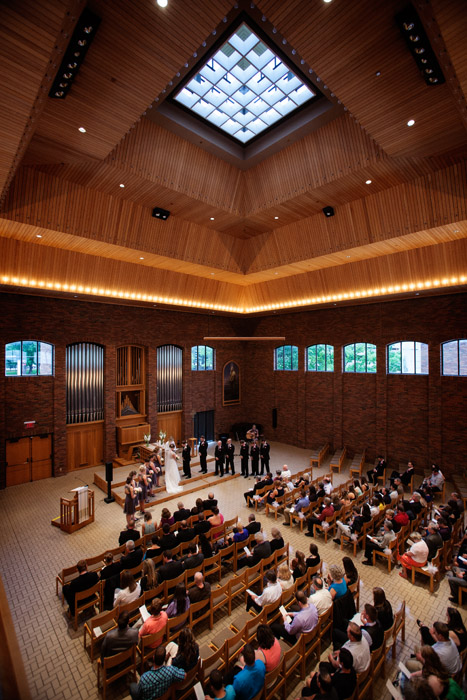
[306,344,334,372]
[191,345,215,371]
[441,340,467,376]
[274,345,298,371]
[343,342,376,373]
[5,340,54,376]
[387,341,428,374]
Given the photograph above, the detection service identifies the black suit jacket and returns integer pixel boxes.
[182,445,191,464]
[176,527,196,543]
[260,443,270,458]
[118,528,141,546]
[198,440,208,457]
[160,533,178,551]
[182,552,204,570]
[120,548,143,570]
[194,520,211,535]
[64,571,99,613]
[247,540,271,567]
[245,521,261,536]
[158,559,184,583]
[173,508,191,522]
[203,498,218,510]
[214,445,225,464]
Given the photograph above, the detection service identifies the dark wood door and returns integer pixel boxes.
[6,435,52,486]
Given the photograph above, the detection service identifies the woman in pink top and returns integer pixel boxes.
[208,507,224,527]
[138,599,168,648]
[255,625,282,671]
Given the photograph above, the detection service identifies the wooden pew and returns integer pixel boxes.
[310,443,330,469]
[330,446,347,473]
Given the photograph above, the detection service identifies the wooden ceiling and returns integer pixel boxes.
[0,0,466,314]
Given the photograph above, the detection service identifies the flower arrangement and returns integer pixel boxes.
[159,430,167,442]
[144,433,151,446]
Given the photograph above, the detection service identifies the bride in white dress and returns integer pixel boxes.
[164,441,182,494]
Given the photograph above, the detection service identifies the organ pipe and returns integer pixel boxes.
[66,343,104,424]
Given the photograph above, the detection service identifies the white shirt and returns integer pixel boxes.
[113,582,141,607]
[255,581,283,607]
[430,471,445,488]
[409,539,429,563]
[342,637,371,673]
[281,469,291,479]
[308,588,333,615]
[324,481,333,495]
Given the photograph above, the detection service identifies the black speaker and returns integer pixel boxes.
[272,408,277,429]
[152,207,170,220]
[104,462,115,503]
[322,206,335,217]
[105,461,113,482]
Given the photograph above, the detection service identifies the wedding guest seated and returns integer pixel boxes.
[436,516,452,542]
[159,523,178,551]
[144,535,162,561]
[361,520,397,566]
[246,569,282,612]
[373,587,393,631]
[277,562,294,591]
[142,512,155,537]
[157,550,184,584]
[308,576,333,615]
[291,550,307,581]
[306,543,321,570]
[208,507,224,528]
[137,599,168,649]
[305,497,334,536]
[271,590,318,645]
[118,518,141,546]
[255,625,282,672]
[240,532,271,568]
[129,645,185,700]
[181,542,204,570]
[175,520,196,543]
[415,609,467,653]
[188,572,211,603]
[120,540,143,570]
[168,627,199,671]
[283,488,310,526]
[269,527,285,553]
[113,571,141,607]
[245,513,261,536]
[302,649,357,700]
[390,460,415,487]
[100,611,138,660]
[228,524,249,545]
[140,559,157,593]
[326,565,347,600]
[232,643,266,700]
[342,557,359,586]
[328,622,370,673]
[159,507,174,527]
[173,502,191,522]
[204,669,235,700]
[99,552,122,609]
[193,513,211,536]
[405,622,462,675]
[63,560,99,616]
[398,531,429,579]
[203,493,218,510]
[166,583,190,629]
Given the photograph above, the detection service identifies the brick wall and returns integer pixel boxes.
[0,291,466,485]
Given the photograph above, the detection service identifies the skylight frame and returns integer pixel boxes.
[167,14,321,148]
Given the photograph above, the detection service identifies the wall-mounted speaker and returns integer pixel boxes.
[152,207,171,220]
[322,206,334,217]
[272,408,277,429]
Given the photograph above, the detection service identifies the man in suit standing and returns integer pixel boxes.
[182,440,191,479]
[260,438,270,476]
[198,435,208,474]
[240,439,249,478]
[225,438,235,475]
[250,439,260,477]
[214,440,225,478]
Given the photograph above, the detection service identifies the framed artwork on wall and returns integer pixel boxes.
[223,361,240,406]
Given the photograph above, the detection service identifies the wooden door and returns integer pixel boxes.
[5,435,53,486]
[5,438,30,486]
[31,435,52,481]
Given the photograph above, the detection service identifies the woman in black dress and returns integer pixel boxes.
[123,476,136,527]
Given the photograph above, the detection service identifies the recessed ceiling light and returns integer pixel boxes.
[323,0,333,3]
[78,127,86,133]
[139,257,144,260]
[375,71,381,77]
[210,217,215,220]
[36,234,42,238]
[407,119,415,126]
[210,272,215,275]
[157,0,168,6]
[365,179,372,185]
[119,183,125,188]
[274,216,279,220]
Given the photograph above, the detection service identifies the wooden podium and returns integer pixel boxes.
[51,486,95,534]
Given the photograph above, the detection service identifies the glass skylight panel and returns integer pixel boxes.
[173,21,315,143]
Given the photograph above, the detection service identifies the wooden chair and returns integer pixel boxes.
[85,552,105,574]
[138,631,166,673]
[211,581,231,624]
[73,580,102,630]
[188,597,211,632]
[260,552,276,578]
[164,571,186,599]
[265,492,287,519]
[371,643,385,681]
[97,645,137,700]
[228,571,248,612]
[274,544,289,568]
[218,541,235,574]
[172,659,201,700]
[279,637,302,693]
[83,607,118,661]
[348,577,360,611]
[184,564,200,589]
[224,515,239,534]
[458,585,467,607]
[121,561,143,581]
[198,643,225,683]
[243,563,263,601]
[411,550,441,593]
[381,620,396,678]
[210,626,245,669]
[355,660,373,700]
[144,581,165,605]
[118,593,146,626]
[317,605,333,644]
[313,513,337,543]
[56,564,78,599]
[300,625,320,678]
[372,536,399,573]
[167,609,190,643]
[263,661,286,700]
[341,520,372,557]
[203,551,222,583]
[391,601,406,658]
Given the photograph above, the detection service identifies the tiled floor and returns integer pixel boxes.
[0,441,465,700]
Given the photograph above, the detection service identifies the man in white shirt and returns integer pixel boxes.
[308,577,333,616]
[329,622,370,673]
[246,569,282,613]
[323,477,333,496]
[281,465,292,480]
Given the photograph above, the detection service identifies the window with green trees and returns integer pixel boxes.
[387,341,428,374]
[191,345,215,371]
[306,344,334,372]
[5,341,54,376]
[343,343,376,373]
[274,345,299,371]
[442,340,467,376]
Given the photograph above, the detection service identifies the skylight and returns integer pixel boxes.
[173,22,315,143]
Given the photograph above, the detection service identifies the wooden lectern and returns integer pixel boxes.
[51,486,95,533]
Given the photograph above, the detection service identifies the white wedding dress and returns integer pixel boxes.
[164,442,182,494]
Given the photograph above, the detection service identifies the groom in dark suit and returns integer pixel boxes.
[182,440,191,479]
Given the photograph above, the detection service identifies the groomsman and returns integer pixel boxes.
[182,440,191,479]
[250,440,260,477]
[198,435,208,474]
[260,438,270,475]
[225,438,235,475]
[214,440,225,478]
[240,440,249,478]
